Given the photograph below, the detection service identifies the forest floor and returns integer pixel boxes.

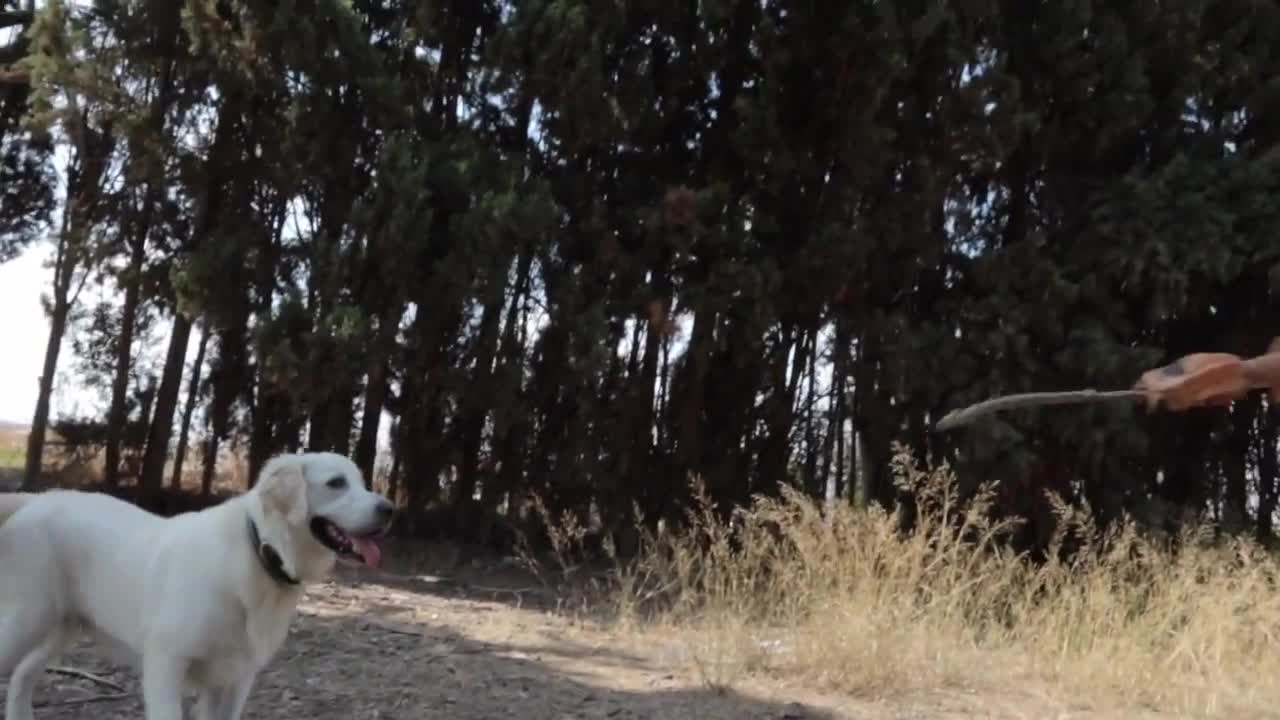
[14,538,1177,720]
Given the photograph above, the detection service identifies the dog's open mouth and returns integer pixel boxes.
[310,517,383,568]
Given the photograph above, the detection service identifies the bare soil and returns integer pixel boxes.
[9,540,1175,720]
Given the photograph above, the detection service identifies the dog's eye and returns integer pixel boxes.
[326,475,347,490]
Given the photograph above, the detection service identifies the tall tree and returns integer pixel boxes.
[102,0,182,486]
[21,0,119,488]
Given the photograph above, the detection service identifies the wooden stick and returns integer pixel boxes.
[933,389,1146,431]
[935,343,1280,432]
[46,665,127,692]
[34,692,131,709]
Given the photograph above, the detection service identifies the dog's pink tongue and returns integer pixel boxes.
[352,537,382,568]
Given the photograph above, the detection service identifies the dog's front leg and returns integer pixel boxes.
[141,654,188,720]
[193,676,255,720]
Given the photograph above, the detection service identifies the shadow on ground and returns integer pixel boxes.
[14,589,829,720]
[343,536,625,616]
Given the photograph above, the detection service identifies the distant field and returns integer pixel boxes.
[0,422,243,495]
[0,422,27,469]
[0,423,76,480]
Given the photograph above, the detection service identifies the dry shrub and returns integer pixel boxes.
[586,444,1280,716]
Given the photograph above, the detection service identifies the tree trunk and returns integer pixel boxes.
[802,331,820,496]
[1257,403,1278,543]
[248,386,279,485]
[399,302,462,530]
[352,230,409,480]
[354,346,390,481]
[822,322,849,506]
[485,244,534,534]
[104,47,175,487]
[757,324,803,495]
[452,251,510,530]
[1223,396,1255,534]
[850,337,874,508]
[853,427,869,507]
[23,284,71,489]
[138,311,194,495]
[200,411,218,497]
[387,417,403,503]
[176,89,244,495]
[309,394,354,455]
[23,112,112,490]
[170,320,209,490]
[103,229,149,487]
[627,250,672,526]
[248,204,290,484]
[673,307,714,472]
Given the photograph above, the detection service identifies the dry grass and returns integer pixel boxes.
[540,445,1280,718]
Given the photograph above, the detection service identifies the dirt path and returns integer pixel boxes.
[22,572,834,719]
[9,546,1175,719]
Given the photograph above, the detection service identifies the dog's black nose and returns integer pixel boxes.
[375,499,395,521]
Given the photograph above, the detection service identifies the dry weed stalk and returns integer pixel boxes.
[529,444,1280,717]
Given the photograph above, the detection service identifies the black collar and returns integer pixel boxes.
[247,515,301,586]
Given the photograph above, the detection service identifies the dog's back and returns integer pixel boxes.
[0,490,168,602]
[0,492,33,527]
[0,490,180,663]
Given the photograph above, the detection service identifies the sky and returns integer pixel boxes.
[0,240,110,426]
[0,244,67,425]
[0,239,403,458]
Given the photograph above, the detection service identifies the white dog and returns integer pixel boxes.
[0,451,394,720]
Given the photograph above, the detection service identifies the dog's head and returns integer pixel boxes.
[252,452,394,582]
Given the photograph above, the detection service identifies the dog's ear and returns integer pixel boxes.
[257,456,309,527]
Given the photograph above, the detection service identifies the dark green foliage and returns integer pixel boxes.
[0,0,53,261]
[14,0,1280,552]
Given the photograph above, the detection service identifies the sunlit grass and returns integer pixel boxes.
[534,444,1280,717]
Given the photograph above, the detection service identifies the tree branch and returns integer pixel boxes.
[0,9,33,30]
[0,67,28,85]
